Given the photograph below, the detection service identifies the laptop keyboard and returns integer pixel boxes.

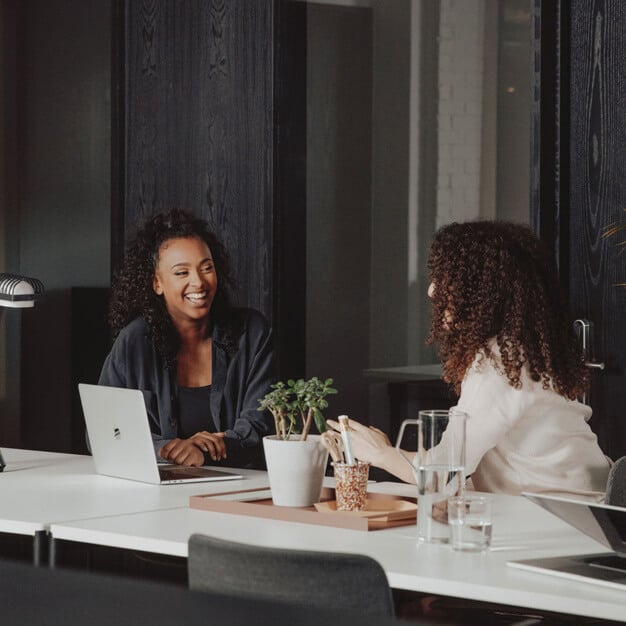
[158,466,212,480]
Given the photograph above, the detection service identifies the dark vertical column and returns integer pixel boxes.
[272,0,307,378]
[111,0,126,275]
[0,0,22,446]
[530,0,569,278]
[305,4,371,419]
[120,0,274,318]
[566,0,626,459]
[534,0,626,458]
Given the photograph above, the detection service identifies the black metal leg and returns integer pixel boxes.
[49,536,57,569]
[33,530,49,567]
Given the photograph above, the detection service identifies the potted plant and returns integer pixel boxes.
[259,377,337,507]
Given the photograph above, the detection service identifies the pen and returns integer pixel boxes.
[338,415,356,465]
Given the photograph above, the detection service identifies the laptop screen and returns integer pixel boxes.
[601,507,626,556]
[523,493,626,557]
[79,383,242,484]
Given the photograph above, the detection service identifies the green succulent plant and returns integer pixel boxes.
[258,377,337,441]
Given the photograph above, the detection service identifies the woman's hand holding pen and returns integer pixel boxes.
[326,418,417,483]
[159,431,227,466]
[326,418,392,467]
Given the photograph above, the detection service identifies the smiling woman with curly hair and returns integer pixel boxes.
[107,209,236,362]
[98,209,275,469]
[328,221,611,500]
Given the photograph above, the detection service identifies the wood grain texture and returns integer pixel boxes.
[568,0,626,459]
[122,0,274,317]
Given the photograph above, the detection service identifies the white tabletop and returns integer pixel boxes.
[49,482,626,622]
[0,448,269,535]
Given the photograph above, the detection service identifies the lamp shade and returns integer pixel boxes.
[0,273,45,308]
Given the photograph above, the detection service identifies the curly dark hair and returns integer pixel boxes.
[108,209,237,365]
[426,220,588,399]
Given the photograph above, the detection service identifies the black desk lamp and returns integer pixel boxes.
[0,273,45,471]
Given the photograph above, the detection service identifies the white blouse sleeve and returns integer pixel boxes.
[454,357,527,475]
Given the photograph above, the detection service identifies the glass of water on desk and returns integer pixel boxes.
[396,409,467,544]
[448,494,493,551]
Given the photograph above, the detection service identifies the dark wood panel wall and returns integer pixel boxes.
[532,0,626,459]
[568,0,626,459]
[118,0,274,319]
[114,0,307,379]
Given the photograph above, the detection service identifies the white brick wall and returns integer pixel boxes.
[436,0,485,227]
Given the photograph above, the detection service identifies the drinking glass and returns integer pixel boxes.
[396,409,467,543]
[448,495,493,551]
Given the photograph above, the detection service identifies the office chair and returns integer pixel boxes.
[605,456,626,507]
[187,534,395,616]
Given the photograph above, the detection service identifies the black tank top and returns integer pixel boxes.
[177,385,214,437]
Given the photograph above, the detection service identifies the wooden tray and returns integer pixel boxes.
[189,487,417,531]
[313,499,416,522]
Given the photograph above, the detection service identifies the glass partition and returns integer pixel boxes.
[299,0,531,423]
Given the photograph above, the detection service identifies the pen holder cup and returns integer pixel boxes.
[333,461,370,511]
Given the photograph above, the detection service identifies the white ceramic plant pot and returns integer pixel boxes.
[263,434,329,507]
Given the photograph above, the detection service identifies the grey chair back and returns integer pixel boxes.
[188,533,395,616]
[605,456,626,507]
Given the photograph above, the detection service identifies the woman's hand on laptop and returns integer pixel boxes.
[190,432,227,462]
[159,432,227,466]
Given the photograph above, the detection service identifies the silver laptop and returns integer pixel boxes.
[79,383,242,485]
[507,493,626,591]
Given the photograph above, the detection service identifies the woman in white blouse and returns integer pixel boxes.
[329,221,610,501]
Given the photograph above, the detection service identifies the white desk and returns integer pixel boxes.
[49,484,626,623]
[0,448,268,563]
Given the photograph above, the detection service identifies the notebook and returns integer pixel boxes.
[507,493,626,591]
[78,383,242,485]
